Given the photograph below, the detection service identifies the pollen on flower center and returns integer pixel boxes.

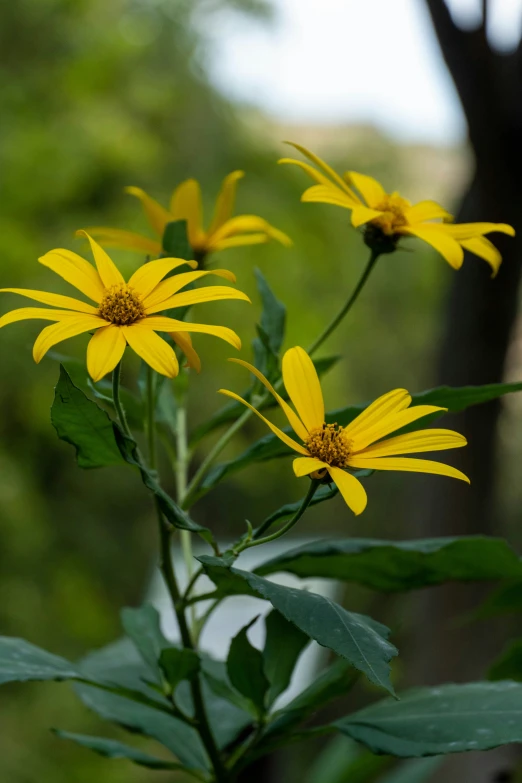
[373,195,408,235]
[98,284,145,326]
[305,423,353,468]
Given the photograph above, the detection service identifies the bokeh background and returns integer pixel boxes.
[2,0,522,781]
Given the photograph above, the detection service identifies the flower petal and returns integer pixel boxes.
[356,429,467,459]
[346,455,470,483]
[404,200,453,224]
[218,389,309,455]
[0,288,98,315]
[351,205,385,228]
[279,158,336,187]
[293,456,328,477]
[142,269,237,311]
[0,307,99,329]
[122,323,179,378]
[327,466,368,516]
[145,286,250,314]
[169,179,205,249]
[39,249,105,303]
[171,331,201,373]
[301,184,356,209]
[350,404,446,452]
[208,170,244,235]
[85,228,162,256]
[87,324,127,382]
[439,222,515,240]
[126,186,172,237]
[128,257,197,299]
[209,215,288,243]
[282,346,325,431]
[211,234,269,250]
[344,389,411,441]
[142,316,242,350]
[346,172,386,209]
[33,315,104,363]
[460,236,502,277]
[229,358,309,441]
[282,142,358,197]
[401,225,464,269]
[77,231,125,288]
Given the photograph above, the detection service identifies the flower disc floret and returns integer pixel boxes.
[305,423,353,468]
[98,284,145,325]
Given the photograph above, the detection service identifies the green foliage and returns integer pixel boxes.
[0,636,82,685]
[336,682,522,756]
[252,267,286,379]
[162,220,192,259]
[263,610,309,706]
[160,648,200,691]
[256,536,522,589]
[226,618,269,715]
[120,605,170,684]
[54,731,184,771]
[488,639,522,682]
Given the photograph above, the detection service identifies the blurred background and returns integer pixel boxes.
[2,0,522,781]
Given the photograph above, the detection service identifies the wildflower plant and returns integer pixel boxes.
[2,152,522,782]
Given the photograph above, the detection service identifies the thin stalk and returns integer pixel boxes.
[183,251,380,505]
[146,366,157,469]
[112,361,132,437]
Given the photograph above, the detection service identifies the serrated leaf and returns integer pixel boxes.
[336,681,522,756]
[160,648,200,691]
[254,268,286,356]
[121,605,170,683]
[54,731,184,770]
[255,536,522,590]
[227,618,269,715]
[263,610,309,706]
[51,365,126,468]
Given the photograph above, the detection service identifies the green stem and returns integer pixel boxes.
[112,361,132,437]
[183,251,379,506]
[146,366,157,469]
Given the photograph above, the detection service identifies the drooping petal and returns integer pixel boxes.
[404,200,453,224]
[344,389,411,441]
[171,331,201,373]
[346,172,386,209]
[401,225,464,270]
[85,228,162,256]
[281,346,325,432]
[122,323,179,378]
[0,288,98,315]
[293,456,328,477]
[327,466,368,516]
[38,249,105,303]
[351,205,385,228]
[0,307,100,329]
[278,158,337,188]
[459,236,502,277]
[229,358,309,441]
[142,269,237,311]
[211,234,269,250]
[209,215,292,248]
[350,404,446,452]
[143,316,242,350]
[128,257,197,299]
[218,389,309,455]
[169,179,205,249]
[145,285,250,314]
[356,429,467,459]
[126,186,172,237]
[282,142,359,198]
[32,315,104,363]
[438,222,515,240]
[77,231,125,288]
[301,184,356,209]
[87,324,127,382]
[346,455,470,483]
[208,170,245,235]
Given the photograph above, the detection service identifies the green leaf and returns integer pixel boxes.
[51,365,126,469]
[78,637,158,698]
[379,758,443,783]
[254,268,286,356]
[113,425,212,538]
[256,536,522,590]
[53,730,184,771]
[336,681,522,756]
[489,639,522,682]
[263,610,309,706]
[160,648,200,691]
[120,605,170,684]
[473,579,522,619]
[227,617,269,715]
[199,561,397,694]
[306,735,391,783]
[162,219,192,259]
[0,636,81,685]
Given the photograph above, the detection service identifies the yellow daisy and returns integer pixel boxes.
[0,232,250,382]
[87,171,291,260]
[219,346,469,516]
[280,142,514,276]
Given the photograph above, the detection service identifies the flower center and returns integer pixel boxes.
[305,423,353,468]
[98,284,145,326]
[373,192,410,235]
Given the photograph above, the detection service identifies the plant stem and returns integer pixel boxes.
[146,366,157,469]
[112,361,132,437]
[183,250,379,505]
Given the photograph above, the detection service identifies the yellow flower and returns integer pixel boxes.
[0,232,250,382]
[88,172,292,259]
[280,142,514,276]
[219,346,469,516]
